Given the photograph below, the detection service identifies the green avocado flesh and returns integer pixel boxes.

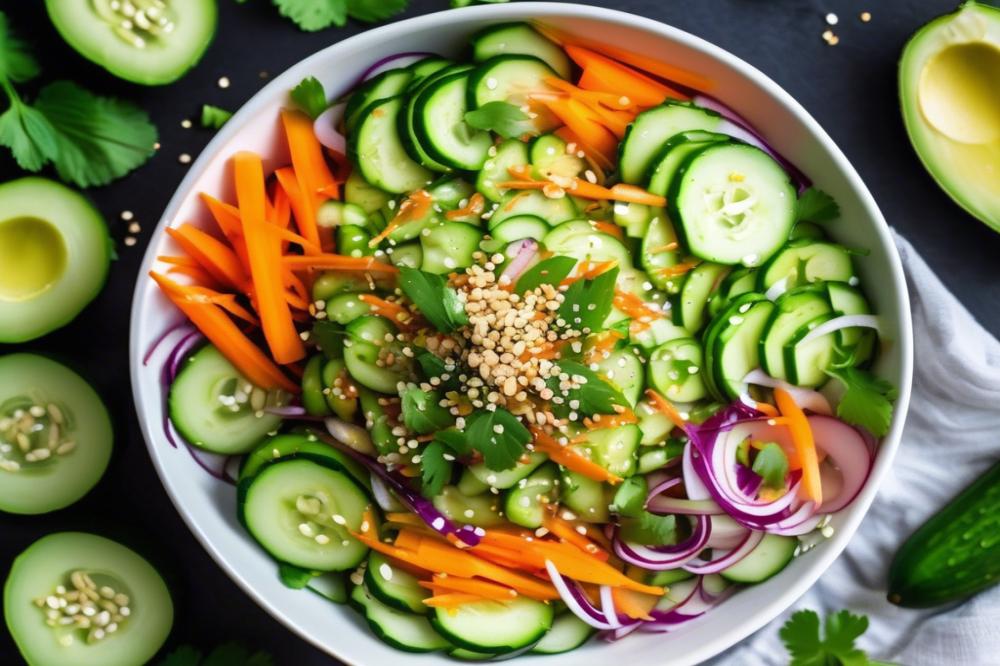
[0,178,111,343]
[4,532,173,666]
[0,354,113,515]
[900,0,1000,231]
[45,0,217,86]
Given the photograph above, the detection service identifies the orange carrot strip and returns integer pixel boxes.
[357,294,419,330]
[649,242,679,254]
[774,387,823,505]
[583,412,638,430]
[158,254,199,267]
[150,272,298,392]
[199,193,251,272]
[368,189,434,247]
[533,94,618,162]
[656,259,701,278]
[755,401,780,417]
[423,593,490,609]
[531,427,623,484]
[274,167,316,247]
[166,224,251,293]
[283,253,399,274]
[566,45,681,107]
[267,224,322,255]
[542,512,609,561]
[645,389,688,430]
[613,289,665,323]
[469,544,537,572]
[166,264,218,285]
[611,587,659,621]
[179,285,259,326]
[445,192,486,221]
[592,220,625,241]
[421,576,519,601]
[234,151,305,365]
[544,77,639,110]
[281,110,338,246]
[271,184,292,228]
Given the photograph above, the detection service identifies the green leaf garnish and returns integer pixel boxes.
[515,255,577,293]
[750,442,789,490]
[270,0,408,31]
[400,388,453,435]
[796,187,840,222]
[0,12,40,84]
[346,0,409,22]
[397,267,469,332]
[278,562,314,589]
[557,266,619,332]
[549,360,627,417]
[464,407,530,471]
[434,427,471,457]
[201,104,233,130]
[610,475,648,517]
[825,366,897,437]
[419,440,452,497]
[780,609,879,666]
[464,101,533,139]
[290,76,327,119]
[415,350,460,390]
[619,511,678,546]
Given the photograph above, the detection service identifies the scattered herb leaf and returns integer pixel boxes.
[825,366,897,437]
[290,76,327,119]
[201,104,233,129]
[550,360,627,417]
[420,440,451,496]
[278,562,314,589]
[610,475,648,517]
[346,0,409,22]
[159,643,273,666]
[464,101,533,139]
[515,255,577,293]
[269,0,408,31]
[751,442,789,490]
[796,187,840,222]
[398,267,468,332]
[780,609,887,666]
[557,266,619,332]
[434,427,471,457]
[464,407,530,471]
[0,12,40,83]
[401,388,453,435]
[619,511,678,546]
[415,351,460,390]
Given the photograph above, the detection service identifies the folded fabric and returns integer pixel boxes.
[711,233,1000,666]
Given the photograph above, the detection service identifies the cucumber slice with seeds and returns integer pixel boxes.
[618,102,723,184]
[471,22,572,79]
[345,68,414,134]
[431,596,554,654]
[757,239,855,291]
[647,337,707,403]
[478,138,530,203]
[350,584,450,653]
[490,190,578,228]
[531,614,595,654]
[413,70,492,171]
[351,96,432,194]
[365,551,429,614]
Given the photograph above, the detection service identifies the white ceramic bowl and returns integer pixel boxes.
[130,4,914,664]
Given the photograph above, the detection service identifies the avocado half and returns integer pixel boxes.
[899,1,1000,232]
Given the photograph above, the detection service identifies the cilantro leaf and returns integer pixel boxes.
[290,76,327,119]
[0,12,40,83]
[434,427,471,456]
[825,366,897,437]
[34,81,158,188]
[415,351,460,390]
[397,267,468,332]
[0,101,58,171]
[557,266,619,333]
[780,609,876,666]
[400,388,453,434]
[610,475,648,517]
[464,101,533,139]
[464,408,530,471]
[273,0,347,31]
[796,187,840,222]
[619,511,678,546]
[203,643,273,666]
[420,440,452,496]
[549,360,627,416]
[158,646,203,666]
[751,442,789,490]
[278,562,314,589]
[515,255,577,293]
[346,0,409,22]
[201,104,232,129]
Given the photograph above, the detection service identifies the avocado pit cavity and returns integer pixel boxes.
[919,40,1000,144]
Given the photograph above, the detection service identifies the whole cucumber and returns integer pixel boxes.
[888,460,1000,608]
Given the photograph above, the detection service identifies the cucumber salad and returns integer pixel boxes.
[149,21,897,659]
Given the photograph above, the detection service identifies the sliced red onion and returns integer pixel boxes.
[612,515,711,570]
[165,329,204,384]
[360,52,436,82]
[742,368,833,415]
[313,102,347,154]
[143,320,191,366]
[706,515,750,550]
[187,446,236,485]
[768,501,822,536]
[682,529,764,574]
[599,585,623,629]
[808,415,872,514]
[545,561,629,631]
[325,417,375,455]
[601,622,642,642]
[797,314,881,346]
[500,239,538,283]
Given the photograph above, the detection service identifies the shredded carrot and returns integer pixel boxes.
[755,401,780,417]
[583,412,638,430]
[270,184,292,229]
[542,511,609,561]
[645,389,688,430]
[544,77,639,110]
[531,427,623,484]
[656,259,701,278]
[421,575,519,601]
[165,264,217,285]
[423,593,492,609]
[610,587,659,621]
[369,189,434,247]
[158,255,201,268]
[265,225,323,255]
[774,387,823,505]
[533,94,618,163]
[558,259,617,287]
[613,289,665,323]
[554,126,614,172]
[565,44,685,107]
[357,294,419,330]
[281,110,338,247]
[179,285,259,326]
[234,151,305,365]
[649,242,679,254]
[150,272,298,392]
[199,193,251,272]
[445,192,486,221]
[499,174,666,207]
[592,220,625,240]
[283,253,398,274]
[166,224,251,293]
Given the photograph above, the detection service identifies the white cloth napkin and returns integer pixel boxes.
[711,233,1000,666]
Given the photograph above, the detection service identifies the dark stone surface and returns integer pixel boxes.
[1,0,997,663]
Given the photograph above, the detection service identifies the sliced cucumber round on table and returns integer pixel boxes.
[531,613,595,654]
[350,96,432,194]
[705,293,775,401]
[365,551,429,614]
[0,354,112,515]
[350,584,450,653]
[646,130,731,196]
[239,433,369,489]
[0,178,111,343]
[471,22,572,79]
[478,138,530,202]
[759,286,833,381]
[618,101,723,184]
[504,463,559,529]
[647,337,707,403]
[431,596,554,654]
[668,142,796,266]
[721,533,797,583]
[757,239,854,292]
[345,68,414,134]
[239,457,370,571]
[169,344,290,455]
[4,532,173,666]
[413,70,492,171]
[672,262,730,332]
[45,0,216,85]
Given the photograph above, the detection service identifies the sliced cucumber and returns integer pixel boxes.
[351,96,432,194]
[673,262,730,332]
[431,596,554,654]
[615,202,654,239]
[708,266,756,318]
[759,286,832,381]
[504,463,559,529]
[721,533,797,583]
[345,68,414,134]
[337,224,373,257]
[586,424,641,478]
[413,70,491,171]
[629,315,689,351]
[646,130,731,196]
[640,212,682,292]
[169,345,289,454]
[757,239,855,292]
[560,470,611,523]
[592,347,644,406]
[428,175,478,211]
[365,551,429,614]
[825,281,876,363]
[344,316,408,393]
[478,138,530,202]
[326,292,373,325]
[311,273,370,302]
[531,133,587,180]
[647,337,707,403]
[636,399,674,446]
[317,201,368,232]
[239,458,370,571]
[469,451,547,490]
[784,314,837,387]
[306,571,348,604]
[471,22,572,79]
[388,242,423,269]
[239,433,368,489]
[531,614,595,654]
[543,220,632,267]
[710,295,775,401]
[669,142,796,266]
[487,215,550,251]
[457,468,490,496]
[408,56,452,83]
[432,486,504,528]
[302,354,332,416]
[344,171,394,215]
[322,357,357,421]
[420,220,483,274]
[350,584,450,653]
[469,56,560,126]
[490,189,577,228]
[0,354,112,515]
[618,102,723,184]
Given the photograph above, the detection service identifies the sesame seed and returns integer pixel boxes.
[218,76,231,88]
[178,153,192,164]
[859,11,871,22]
[825,12,838,25]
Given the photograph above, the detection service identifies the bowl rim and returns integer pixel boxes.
[129,3,914,664]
